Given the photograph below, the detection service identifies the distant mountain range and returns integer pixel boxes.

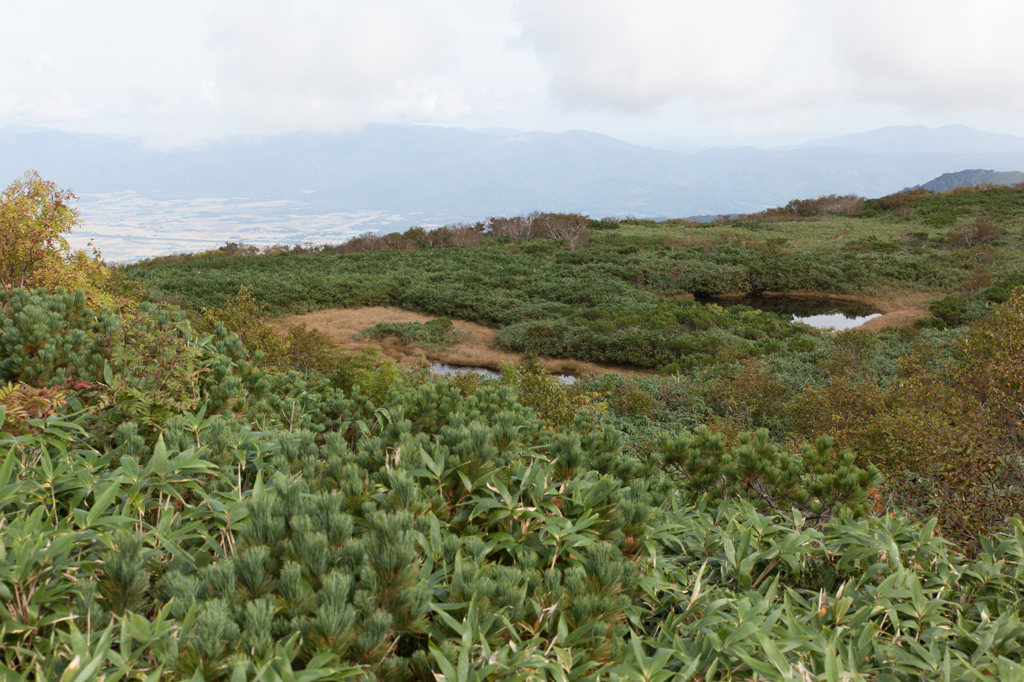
[3,123,1024,224]
[782,124,1024,155]
[908,168,1024,192]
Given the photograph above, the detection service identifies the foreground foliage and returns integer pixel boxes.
[2,289,1024,681]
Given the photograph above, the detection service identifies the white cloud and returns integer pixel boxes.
[209,0,465,130]
[0,88,85,123]
[372,77,469,120]
[516,0,806,111]
[514,0,1024,121]
[128,87,231,150]
[36,89,86,120]
[825,1,1024,113]
[0,92,17,117]
[3,0,1024,145]
[29,52,54,75]
[199,81,219,108]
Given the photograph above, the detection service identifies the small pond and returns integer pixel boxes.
[695,295,882,331]
[429,363,577,385]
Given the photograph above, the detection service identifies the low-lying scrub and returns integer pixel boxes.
[741,194,865,222]
[355,317,470,352]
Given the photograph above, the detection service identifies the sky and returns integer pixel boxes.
[2,0,1024,149]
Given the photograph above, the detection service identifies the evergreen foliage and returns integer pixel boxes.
[2,290,1024,679]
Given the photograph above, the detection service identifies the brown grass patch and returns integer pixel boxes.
[784,290,933,331]
[269,306,653,378]
[846,291,933,330]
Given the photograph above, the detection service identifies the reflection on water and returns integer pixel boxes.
[695,295,882,330]
[429,363,577,385]
[793,312,881,331]
[429,363,501,380]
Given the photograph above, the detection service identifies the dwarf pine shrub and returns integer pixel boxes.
[2,289,1024,679]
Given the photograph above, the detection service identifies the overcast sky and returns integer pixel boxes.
[2,0,1023,148]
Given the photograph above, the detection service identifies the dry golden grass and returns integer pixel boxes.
[269,306,653,378]
[851,291,933,331]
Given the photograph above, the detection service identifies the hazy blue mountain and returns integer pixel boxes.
[787,124,1024,155]
[4,123,1024,225]
[473,127,523,137]
[909,168,1024,191]
[642,136,707,154]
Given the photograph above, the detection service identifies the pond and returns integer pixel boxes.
[695,295,882,331]
[429,363,578,385]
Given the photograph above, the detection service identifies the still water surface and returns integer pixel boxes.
[696,295,881,331]
[429,363,577,384]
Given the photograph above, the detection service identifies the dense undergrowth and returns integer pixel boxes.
[5,287,1024,681]
[4,176,1024,679]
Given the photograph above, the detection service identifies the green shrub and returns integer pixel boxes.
[984,272,1024,303]
[929,294,968,326]
[0,287,117,387]
[913,315,948,329]
[499,354,604,428]
[199,285,287,364]
[283,322,341,375]
[659,425,880,525]
[355,317,469,351]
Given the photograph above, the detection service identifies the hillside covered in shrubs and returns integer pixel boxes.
[2,171,1024,680]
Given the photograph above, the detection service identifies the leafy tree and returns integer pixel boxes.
[0,171,110,307]
[199,285,287,363]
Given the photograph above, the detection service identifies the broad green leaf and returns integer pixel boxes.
[152,434,168,477]
[86,476,123,527]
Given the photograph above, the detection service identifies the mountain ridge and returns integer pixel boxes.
[782,124,1024,155]
[906,168,1024,192]
[4,123,1024,222]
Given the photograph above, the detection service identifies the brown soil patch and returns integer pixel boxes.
[269,306,653,378]
[846,291,933,331]
[854,308,930,331]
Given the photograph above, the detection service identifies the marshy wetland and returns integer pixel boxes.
[695,293,883,330]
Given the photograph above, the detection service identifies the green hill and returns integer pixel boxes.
[914,168,1024,191]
